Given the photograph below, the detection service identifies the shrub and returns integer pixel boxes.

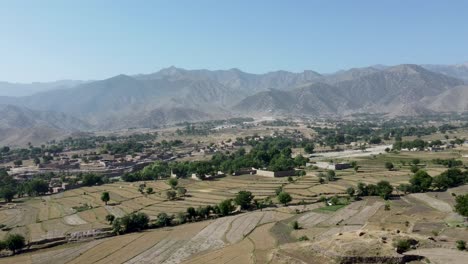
[454,194,468,217]
[112,212,150,234]
[298,235,309,241]
[166,190,177,200]
[291,220,300,230]
[105,214,115,224]
[456,240,466,251]
[393,239,411,253]
[385,162,394,171]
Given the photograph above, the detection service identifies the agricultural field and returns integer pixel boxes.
[1,184,466,264]
[0,141,467,263]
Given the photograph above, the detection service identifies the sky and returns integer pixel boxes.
[1,0,468,82]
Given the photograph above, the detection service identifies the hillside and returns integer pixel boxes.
[0,63,467,141]
[0,105,91,146]
[234,64,465,116]
[424,85,468,112]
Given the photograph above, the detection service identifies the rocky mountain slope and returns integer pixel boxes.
[1,63,468,146]
[234,64,464,116]
[0,104,91,146]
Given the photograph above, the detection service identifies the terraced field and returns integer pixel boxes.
[3,185,465,264]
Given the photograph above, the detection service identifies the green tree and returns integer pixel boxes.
[146,187,154,194]
[167,178,178,189]
[304,143,315,154]
[410,170,433,192]
[82,173,103,186]
[456,240,466,251]
[234,191,254,210]
[454,194,468,217]
[101,192,110,205]
[113,212,149,234]
[277,192,292,205]
[294,154,308,167]
[291,220,300,230]
[177,187,187,197]
[106,214,115,224]
[346,186,355,197]
[218,199,235,216]
[26,179,49,196]
[4,234,25,254]
[326,170,336,181]
[186,207,197,221]
[376,181,393,200]
[385,162,394,171]
[166,190,177,200]
[156,212,173,227]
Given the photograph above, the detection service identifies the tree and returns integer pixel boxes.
[106,214,115,224]
[234,191,254,210]
[33,157,41,165]
[156,212,173,227]
[456,240,466,251]
[397,184,413,194]
[82,173,103,186]
[0,187,16,202]
[393,239,411,253]
[177,187,187,197]
[304,143,314,154]
[454,194,468,217]
[432,174,450,191]
[277,192,292,205]
[113,212,150,234]
[175,212,187,224]
[326,170,336,181]
[166,190,177,200]
[218,199,235,216]
[385,162,394,171]
[13,160,22,167]
[26,179,49,196]
[410,170,433,192]
[146,187,154,194]
[167,178,178,189]
[410,165,419,173]
[376,181,393,200]
[346,187,355,197]
[356,182,368,197]
[4,234,25,254]
[294,154,308,167]
[291,220,300,230]
[412,159,420,165]
[101,192,110,205]
[186,207,197,221]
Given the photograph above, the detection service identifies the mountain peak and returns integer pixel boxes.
[386,64,426,74]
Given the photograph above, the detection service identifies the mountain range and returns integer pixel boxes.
[1,63,468,146]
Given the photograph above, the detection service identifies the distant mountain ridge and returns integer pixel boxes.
[1,63,468,146]
[234,64,464,116]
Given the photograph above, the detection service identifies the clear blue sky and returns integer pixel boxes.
[1,0,468,82]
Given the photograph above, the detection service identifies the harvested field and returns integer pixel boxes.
[405,248,468,264]
[225,212,263,243]
[64,214,88,225]
[409,193,452,212]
